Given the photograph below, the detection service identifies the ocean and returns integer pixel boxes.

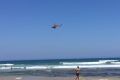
[0,58,120,77]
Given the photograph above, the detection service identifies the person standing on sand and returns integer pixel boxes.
[74,66,80,80]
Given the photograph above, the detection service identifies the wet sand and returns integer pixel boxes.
[0,76,120,80]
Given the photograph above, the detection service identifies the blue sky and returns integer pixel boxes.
[0,0,120,60]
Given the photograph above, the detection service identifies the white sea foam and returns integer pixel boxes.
[0,64,120,70]
[61,62,104,65]
[12,67,25,69]
[25,65,120,69]
[15,77,22,80]
[26,66,47,70]
[61,60,120,65]
[0,60,120,70]
[111,62,120,64]
[99,60,118,62]
[0,64,14,66]
[0,67,11,70]
[52,65,120,69]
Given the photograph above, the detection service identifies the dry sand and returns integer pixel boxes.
[0,76,120,80]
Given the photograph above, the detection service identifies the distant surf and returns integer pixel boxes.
[0,58,120,76]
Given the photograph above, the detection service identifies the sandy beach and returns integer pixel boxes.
[0,76,120,80]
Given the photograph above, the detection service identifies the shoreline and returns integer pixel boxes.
[0,76,120,80]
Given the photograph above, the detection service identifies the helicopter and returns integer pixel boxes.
[51,24,62,29]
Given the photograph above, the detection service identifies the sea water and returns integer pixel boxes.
[0,58,120,77]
